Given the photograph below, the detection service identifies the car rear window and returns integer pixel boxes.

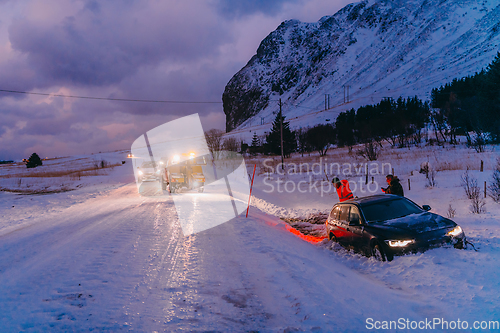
[329,206,341,220]
[361,198,422,222]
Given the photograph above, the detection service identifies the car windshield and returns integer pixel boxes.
[361,198,422,223]
[140,161,157,168]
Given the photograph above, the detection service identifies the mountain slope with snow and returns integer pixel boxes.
[223,0,500,137]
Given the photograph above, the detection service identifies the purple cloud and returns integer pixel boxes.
[0,0,351,160]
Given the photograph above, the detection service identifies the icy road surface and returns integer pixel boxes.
[0,181,443,332]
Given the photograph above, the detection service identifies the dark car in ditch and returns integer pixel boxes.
[325,195,465,261]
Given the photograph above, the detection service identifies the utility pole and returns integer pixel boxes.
[279,98,284,170]
[343,85,350,103]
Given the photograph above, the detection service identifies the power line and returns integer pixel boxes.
[0,89,222,104]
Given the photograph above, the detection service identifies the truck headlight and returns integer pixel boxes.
[386,239,414,247]
[447,226,463,237]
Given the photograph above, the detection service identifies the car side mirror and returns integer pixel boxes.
[422,205,431,211]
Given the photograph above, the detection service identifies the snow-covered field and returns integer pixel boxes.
[0,144,499,331]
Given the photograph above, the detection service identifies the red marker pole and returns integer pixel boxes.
[246,164,257,218]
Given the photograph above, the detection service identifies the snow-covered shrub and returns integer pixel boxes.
[469,132,486,153]
[461,169,474,199]
[447,204,456,218]
[357,142,379,161]
[462,169,486,213]
[488,159,500,203]
[470,190,486,214]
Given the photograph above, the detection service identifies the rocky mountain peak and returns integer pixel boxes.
[223,0,500,134]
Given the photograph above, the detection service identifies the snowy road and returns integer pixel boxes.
[0,181,441,332]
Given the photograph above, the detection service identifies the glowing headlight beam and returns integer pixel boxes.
[447,226,463,237]
[387,239,414,247]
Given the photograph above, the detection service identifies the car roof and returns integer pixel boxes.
[338,194,402,206]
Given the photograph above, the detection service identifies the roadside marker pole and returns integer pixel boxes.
[246,164,257,218]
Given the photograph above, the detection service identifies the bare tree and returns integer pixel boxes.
[461,169,486,213]
[223,137,239,152]
[426,168,437,188]
[204,129,224,160]
[461,169,474,199]
[357,142,380,161]
[488,158,500,203]
[447,204,456,218]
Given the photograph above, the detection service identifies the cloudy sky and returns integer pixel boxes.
[0,0,352,160]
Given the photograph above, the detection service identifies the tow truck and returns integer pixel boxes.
[160,152,207,193]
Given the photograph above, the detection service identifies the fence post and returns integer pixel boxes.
[481,160,484,172]
[485,181,487,198]
[408,179,411,191]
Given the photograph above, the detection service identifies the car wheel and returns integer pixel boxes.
[328,232,337,242]
[371,242,387,262]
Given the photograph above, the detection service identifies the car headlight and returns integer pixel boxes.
[386,239,415,247]
[447,226,463,237]
[137,170,143,176]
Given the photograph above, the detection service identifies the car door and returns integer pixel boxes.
[335,205,351,245]
[348,205,365,248]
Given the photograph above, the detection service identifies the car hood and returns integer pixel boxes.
[373,212,455,234]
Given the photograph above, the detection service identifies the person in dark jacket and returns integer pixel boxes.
[381,175,404,196]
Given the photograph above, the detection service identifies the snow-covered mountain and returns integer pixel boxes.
[223,0,500,137]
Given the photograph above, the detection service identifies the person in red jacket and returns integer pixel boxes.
[332,177,354,202]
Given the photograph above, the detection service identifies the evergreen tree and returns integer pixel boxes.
[251,132,260,147]
[335,109,356,149]
[486,52,500,92]
[249,132,261,155]
[26,153,43,168]
[266,113,296,157]
[430,52,500,143]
